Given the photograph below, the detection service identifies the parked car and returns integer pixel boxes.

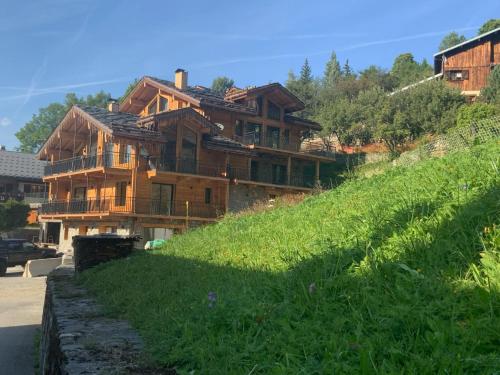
[0,239,61,276]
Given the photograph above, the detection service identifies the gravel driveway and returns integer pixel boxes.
[0,266,46,375]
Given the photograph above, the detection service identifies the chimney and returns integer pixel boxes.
[175,68,188,90]
[107,99,119,112]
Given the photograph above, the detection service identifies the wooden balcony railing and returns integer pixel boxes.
[44,152,134,176]
[148,157,227,178]
[40,197,223,219]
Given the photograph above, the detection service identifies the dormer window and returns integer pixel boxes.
[159,96,168,112]
[148,100,157,115]
[267,100,281,121]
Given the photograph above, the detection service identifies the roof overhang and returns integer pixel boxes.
[120,76,201,114]
[225,83,305,112]
[434,27,500,58]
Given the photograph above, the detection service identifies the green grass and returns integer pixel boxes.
[80,141,500,374]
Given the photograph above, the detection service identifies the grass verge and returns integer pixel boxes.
[80,141,500,374]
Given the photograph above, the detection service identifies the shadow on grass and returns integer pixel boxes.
[82,185,500,374]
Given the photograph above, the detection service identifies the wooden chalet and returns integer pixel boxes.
[37,69,335,251]
[434,27,500,98]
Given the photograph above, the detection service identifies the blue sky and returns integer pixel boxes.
[0,0,498,150]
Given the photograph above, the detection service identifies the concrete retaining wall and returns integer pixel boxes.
[23,258,62,278]
[39,266,146,374]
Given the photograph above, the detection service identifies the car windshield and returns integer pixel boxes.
[22,242,34,250]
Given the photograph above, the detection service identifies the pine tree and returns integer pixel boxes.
[342,59,354,77]
[324,52,342,89]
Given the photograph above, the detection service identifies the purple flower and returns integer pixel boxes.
[308,282,316,294]
[208,291,217,308]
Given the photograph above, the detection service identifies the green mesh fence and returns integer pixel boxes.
[394,115,500,167]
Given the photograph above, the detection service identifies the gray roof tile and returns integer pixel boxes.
[0,150,47,180]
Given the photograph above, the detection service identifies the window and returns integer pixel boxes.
[115,181,127,206]
[235,120,243,136]
[119,144,132,163]
[283,129,290,145]
[266,126,280,148]
[204,188,212,204]
[250,160,259,181]
[73,187,87,200]
[256,96,263,116]
[159,96,168,112]
[267,101,281,121]
[272,165,287,185]
[446,70,469,81]
[78,226,87,235]
[246,123,262,145]
[152,183,173,215]
[147,99,157,115]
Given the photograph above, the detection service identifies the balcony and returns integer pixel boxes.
[40,197,222,219]
[44,152,134,176]
[227,167,316,188]
[0,192,48,204]
[235,132,335,157]
[148,158,227,179]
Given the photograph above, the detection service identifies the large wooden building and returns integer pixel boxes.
[37,70,335,251]
[434,27,500,98]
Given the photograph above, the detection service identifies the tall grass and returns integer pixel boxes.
[81,142,500,374]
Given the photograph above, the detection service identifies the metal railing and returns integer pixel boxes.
[23,192,49,204]
[44,152,134,176]
[40,197,223,219]
[148,157,227,178]
[227,167,316,188]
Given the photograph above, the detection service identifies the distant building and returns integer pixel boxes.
[434,27,500,98]
[0,146,48,226]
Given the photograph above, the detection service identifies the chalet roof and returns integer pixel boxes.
[138,107,219,132]
[224,83,305,112]
[0,150,47,181]
[76,106,161,140]
[203,134,253,156]
[145,77,257,114]
[284,114,322,130]
[434,27,500,57]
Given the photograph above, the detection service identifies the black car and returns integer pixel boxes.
[0,239,60,276]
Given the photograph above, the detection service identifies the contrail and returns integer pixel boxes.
[0,78,129,101]
[191,26,479,69]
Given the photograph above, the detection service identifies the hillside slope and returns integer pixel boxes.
[81,142,500,374]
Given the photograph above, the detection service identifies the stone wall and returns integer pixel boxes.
[228,184,270,212]
[39,266,147,374]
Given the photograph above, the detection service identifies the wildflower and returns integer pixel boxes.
[461,183,469,191]
[308,282,316,294]
[208,291,217,308]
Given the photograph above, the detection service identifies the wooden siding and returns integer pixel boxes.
[442,38,499,92]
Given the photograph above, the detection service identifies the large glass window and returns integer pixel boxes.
[115,182,127,206]
[246,123,262,145]
[266,126,280,148]
[267,101,281,121]
[159,96,168,112]
[152,183,173,215]
[147,100,157,115]
[235,120,243,137]
[272,164,287,185]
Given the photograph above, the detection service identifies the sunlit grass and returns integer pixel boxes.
[80,142,500,374]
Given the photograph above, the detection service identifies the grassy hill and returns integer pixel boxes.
[80,141,500,374]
